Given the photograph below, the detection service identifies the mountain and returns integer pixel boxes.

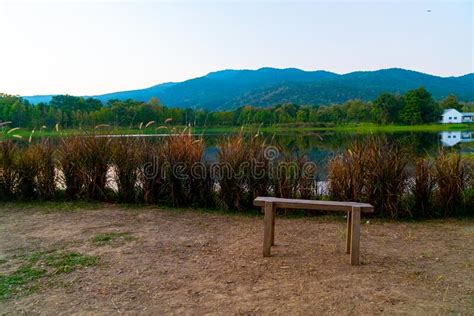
[23,68,474,110]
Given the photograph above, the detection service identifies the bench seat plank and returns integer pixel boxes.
[254,197,374,213]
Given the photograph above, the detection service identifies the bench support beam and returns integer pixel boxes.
[346,211,352,254]
[263,201,275,257]
[350,206,361,265]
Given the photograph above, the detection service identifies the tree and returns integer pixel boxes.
[399,87,440,124]
[440,94,462,111]
[370,93,403,124]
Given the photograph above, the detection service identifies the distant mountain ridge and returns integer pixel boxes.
[23,68,474,110]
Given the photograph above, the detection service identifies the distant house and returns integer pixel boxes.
[440,109,474,124]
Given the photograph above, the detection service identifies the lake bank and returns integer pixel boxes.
[1,123,472,139]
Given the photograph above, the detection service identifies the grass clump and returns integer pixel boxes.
[0,266,46,299]
[0,249,99,300]
[91,231,134,246]
[44,251,98,274]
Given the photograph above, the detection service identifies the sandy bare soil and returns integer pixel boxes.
[0,203,473,315]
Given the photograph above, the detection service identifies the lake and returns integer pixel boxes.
[198,129,474,163]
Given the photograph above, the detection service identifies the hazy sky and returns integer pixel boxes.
[0,0,472,96]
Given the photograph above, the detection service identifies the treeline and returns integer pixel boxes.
[1,87,473,129]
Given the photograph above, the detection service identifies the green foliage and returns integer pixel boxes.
[1,88,469,131]
[441,94,462,111]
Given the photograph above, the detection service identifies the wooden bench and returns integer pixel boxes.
[254,197,374,265]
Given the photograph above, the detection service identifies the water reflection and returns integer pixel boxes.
[439,131,474,147]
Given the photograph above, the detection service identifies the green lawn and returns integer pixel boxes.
[0,123,472,139]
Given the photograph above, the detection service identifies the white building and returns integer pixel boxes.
[440,108,474,124]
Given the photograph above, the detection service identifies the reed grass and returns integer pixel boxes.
[433,149,466,216]
[111,137,141,203]
[273,147,317,200]
[16,145,40,199]
[81,135,112,200]
[216,132,249,211]
[0,140,18,199]
[328,136,407,217]
[31,140,56,200]
[410,157,435,218]
[1,130,472,219]
[160,130,212,207]
[58,137,85,199]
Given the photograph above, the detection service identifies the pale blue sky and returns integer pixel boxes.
[0,0,472,96]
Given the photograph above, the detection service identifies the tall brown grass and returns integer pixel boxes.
[160,131,212,207]
[328,136,407,217]
[410,157,435,218]
[111,137,141,203]
[245,134,272,206]
[0,140,18,199]
[81,135,112,200]
[216,132,249,211]
[273,147,317,200]
[139,139,165,204]
[327,140,367,202]
[16,146,39,199]
[58,137,84,199]
[1,131,472,219]
[32,140,56,200]
[433,149,466,216]
[364,136,408,218]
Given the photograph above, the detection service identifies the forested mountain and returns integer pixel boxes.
[24,68,474,109]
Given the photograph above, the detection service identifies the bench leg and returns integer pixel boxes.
[271,206,275,246]
[346,211,352,254]
[350,206,361,265]
[263,201,275,257]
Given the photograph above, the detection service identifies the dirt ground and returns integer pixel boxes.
[0,203,473,315]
